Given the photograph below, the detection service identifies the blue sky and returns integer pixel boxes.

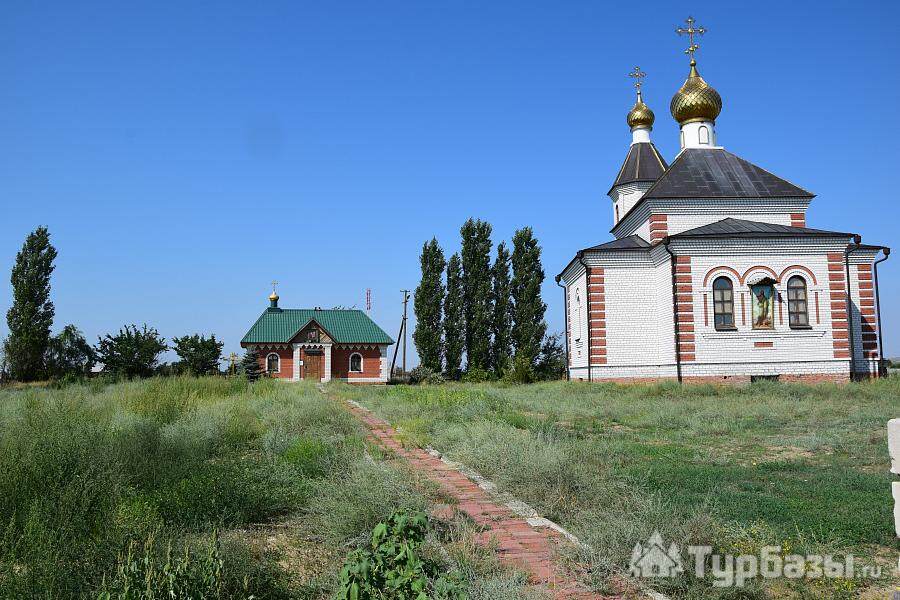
[2,1,899,364]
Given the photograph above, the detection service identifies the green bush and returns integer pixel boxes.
[282,437,335,478]
[501,354,534,384]
[334,511,466,600]
[460,367,492,383]
[408,366,445,385]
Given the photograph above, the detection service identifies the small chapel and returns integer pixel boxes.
[556,18,889,383]
[241,288,394,383]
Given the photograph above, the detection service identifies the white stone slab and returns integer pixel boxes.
[889,418,900,475]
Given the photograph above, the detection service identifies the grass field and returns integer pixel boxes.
[0,377,535,599]
[338,379,900,599]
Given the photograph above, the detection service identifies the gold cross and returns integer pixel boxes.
[676,16,706,63]
[628,66,646,91]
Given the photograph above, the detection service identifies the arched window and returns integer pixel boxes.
[787,276,809,328]
[615,204,620,222]
[712,277,735,330]
[266,352,280,373]
[699,125,710,144]
[680,130,685,148]
[349,353,363,373]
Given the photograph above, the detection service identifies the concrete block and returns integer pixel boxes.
[889,418,900,475]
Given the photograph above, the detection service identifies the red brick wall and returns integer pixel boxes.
[674,255,695,362]
[258,347,293,379]
[858,263,879,359]
[332,346,382,380]
[827,253,849,359]
[649,214,668,242]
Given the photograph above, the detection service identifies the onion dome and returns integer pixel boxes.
[269,291,279,302]
[670,60,722,125]
[626,90,655,130]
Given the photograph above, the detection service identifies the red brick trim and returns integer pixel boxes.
[778,265,818,285]
[649,214,668,242]
[828,253,848,359]
[702,266,742,286]
[587,268,606,365]
[754,341,774,348]
[674,256,695,362]
[742,265,779,283]
[790,213,806,227]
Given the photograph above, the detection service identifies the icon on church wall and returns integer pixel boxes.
[751,282,775,329]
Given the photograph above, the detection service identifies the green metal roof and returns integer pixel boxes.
[241,308,394,345]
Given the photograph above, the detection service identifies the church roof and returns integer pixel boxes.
[609,142,668,192]
[583,234,652,252]
[643,148,814,200]
[242,308,394,345]
[672,218,854,239]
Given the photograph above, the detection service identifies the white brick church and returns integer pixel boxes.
[556,31,889,384]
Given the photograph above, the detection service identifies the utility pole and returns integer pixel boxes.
[390,289,411,377]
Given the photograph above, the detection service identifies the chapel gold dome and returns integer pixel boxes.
[269,291,279,301]
[627,92,655,130]
[670,61,722,125]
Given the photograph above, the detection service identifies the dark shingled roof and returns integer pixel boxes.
[609,142,668,192]
[673,218,854,239]
[643,148,814,200]
[583,234,651,252]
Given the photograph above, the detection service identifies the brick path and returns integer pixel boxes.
[342,399,621,600]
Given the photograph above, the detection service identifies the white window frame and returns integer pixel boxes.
[349,352,363,373]
[266,352,280,374]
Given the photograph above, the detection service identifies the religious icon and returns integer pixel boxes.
[751,283,775,329]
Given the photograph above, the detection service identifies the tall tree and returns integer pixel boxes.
[242,346,262,382]
[413,238,446,372]
[511,227,547,365]
[443,253,465,380]
[45,325,95,379]
[172,333,224,375]
[490,242,513,373]
[4,226,58,381]
[95,324,167,378]
[459,218,493,371]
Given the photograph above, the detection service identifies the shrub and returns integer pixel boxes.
[334,511,465,600]
[282,437,334,478]
[502,354,534,384]
[461,367,492,383]
[95,325,167,378]
[408,366,445,385]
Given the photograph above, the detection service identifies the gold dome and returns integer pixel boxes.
[670,61,722,125]
[269,291,279,301]
[626,91,655,130]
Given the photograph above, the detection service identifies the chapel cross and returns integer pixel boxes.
[271,280,278,294]
[628,66,646,91]
[676,16,706,63]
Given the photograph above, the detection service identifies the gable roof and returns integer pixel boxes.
[583,234,651,252]
[642,148,814,200]
[672,218,854,239]
[609,142,668,193]
[242,308,394,345]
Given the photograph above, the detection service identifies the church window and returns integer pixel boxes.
[615,204,620,222]
[699,125,710,144]
[680,130,685,148]
[750,280,776,330]
[787,276,810,328]
[349,352,363,373]
[266,352,280,373]
[712,277,735,330]
[306,328,319,343]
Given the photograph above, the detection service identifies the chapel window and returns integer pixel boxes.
[266,352,280,373]
[750,280,776,330]
[349,353,363,373]
[712,277,735,330]
[699,125,710,144]
[787,276,810,328]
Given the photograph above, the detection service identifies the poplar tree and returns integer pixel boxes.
[443,253,465,379]
[459,218,493,371]
[4,226,57,381]
[511,227,547,365]
[413,238,446,372]
[490,241,513,373]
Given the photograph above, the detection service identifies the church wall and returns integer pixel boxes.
[672,238,856,376]
[848,251,882,377]
[562,264,589,372]
[332,346,385,382]
[255,346,293,380]
[612,198,811,240]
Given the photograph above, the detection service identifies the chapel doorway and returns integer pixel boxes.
[304,351,323,381]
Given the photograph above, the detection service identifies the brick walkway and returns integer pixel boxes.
[342,399,621,600]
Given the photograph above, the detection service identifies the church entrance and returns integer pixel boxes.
[304,351,323,381]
